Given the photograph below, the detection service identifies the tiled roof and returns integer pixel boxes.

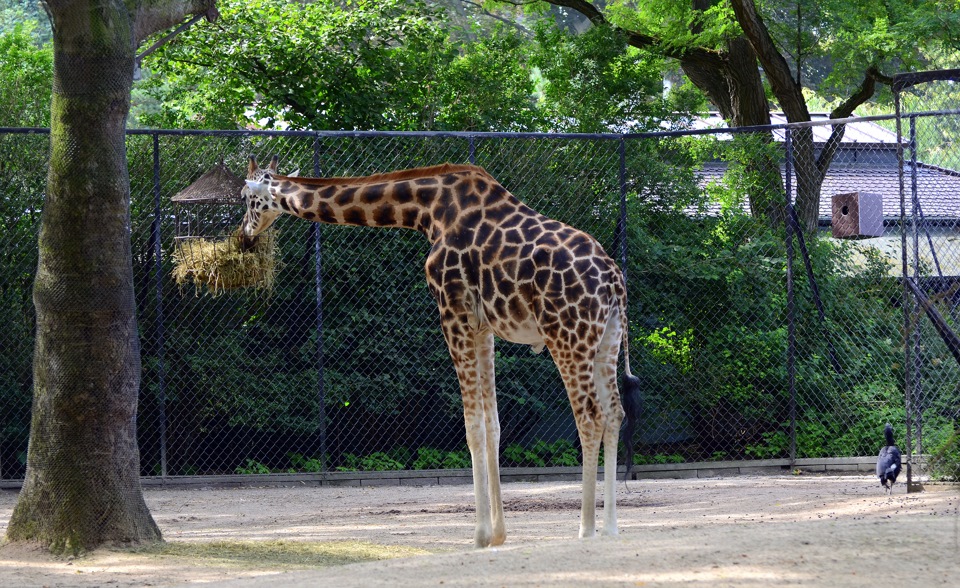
[691,113,902,145]
[696,162,960,220]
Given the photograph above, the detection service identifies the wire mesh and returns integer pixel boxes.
[2,112,958,481]
[894,71,960,483]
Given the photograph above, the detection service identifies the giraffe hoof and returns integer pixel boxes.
[474,529,493,548]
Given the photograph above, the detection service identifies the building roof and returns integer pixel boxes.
[171,162,245,205]
[691,112,903,146]
[696,162,960,221]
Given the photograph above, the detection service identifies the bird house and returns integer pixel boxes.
[831,192,884,239]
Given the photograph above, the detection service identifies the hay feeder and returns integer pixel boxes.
[170,161,278,296]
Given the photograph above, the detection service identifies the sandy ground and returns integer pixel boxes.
[0,474,957,587]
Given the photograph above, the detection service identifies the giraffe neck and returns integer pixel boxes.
[266,163,517,242]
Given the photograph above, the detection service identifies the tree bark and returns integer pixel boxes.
[7,0,216,554]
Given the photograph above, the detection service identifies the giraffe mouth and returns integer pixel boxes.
[238,229,259,252]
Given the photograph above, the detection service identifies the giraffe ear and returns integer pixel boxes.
[288,169,300,178]
[268,155,279,173]
[247,155,258,178]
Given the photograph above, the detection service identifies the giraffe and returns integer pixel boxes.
[240,155,643,547]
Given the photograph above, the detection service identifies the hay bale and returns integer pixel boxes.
[172,229,279,296]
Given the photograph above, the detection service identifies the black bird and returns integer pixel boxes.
[876,423,902,494]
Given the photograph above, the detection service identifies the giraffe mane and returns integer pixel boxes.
[270,163,487,186]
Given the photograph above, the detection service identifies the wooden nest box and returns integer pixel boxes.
[170,161,278,296]
[831,192,884,239]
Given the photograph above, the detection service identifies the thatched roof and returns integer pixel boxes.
[171,162,245,204]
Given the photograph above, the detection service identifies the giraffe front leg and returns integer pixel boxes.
[465,409,495,548]
[441,323,499,548]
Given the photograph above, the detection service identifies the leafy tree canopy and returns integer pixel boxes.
[0,0,50,43]
[136,0,671,132]
[524,0,958,111]
[0,22,52,127]
[138,0,535,130]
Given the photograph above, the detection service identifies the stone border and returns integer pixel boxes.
[0,457,886,491]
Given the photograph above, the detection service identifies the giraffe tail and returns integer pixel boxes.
[620,304,643,482]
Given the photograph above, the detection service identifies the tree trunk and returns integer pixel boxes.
[7,0,217,554]
[679,32,786,229]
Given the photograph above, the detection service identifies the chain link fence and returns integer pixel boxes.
[895,70,960,483]
[2,108,958,481]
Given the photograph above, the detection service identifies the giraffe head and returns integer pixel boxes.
[240,155,300,247]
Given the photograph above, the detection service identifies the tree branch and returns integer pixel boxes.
[728,0,808,122]
[817,67,891,175]
[830,66,891,120]
[134,1,219,45]
[504,1,722,63]
[460,1,533,36]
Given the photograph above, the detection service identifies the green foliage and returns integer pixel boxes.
[599,0,959,105]
[288,453,325,473]
[137,0,546,132]
[503,439,581,467]
[531,19,667,133]
[633,453,685,465]
[929,426,960,481]
[0,1,49,43]
[133,1,678,133]
[622,133,913,460]
[0,23,52,127]
[503,443,545,467]
[421,25,541,131]
[337,451,407,472]
[412,447,471,470]
[235,459,271,475]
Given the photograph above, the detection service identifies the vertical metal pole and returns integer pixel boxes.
[468,135,477,165]
[784,128,797,466]
[895,87,913,490]
[909,115,923,467]
[617,138,628,282]
[312,136,327,470]
[152,133,167,479]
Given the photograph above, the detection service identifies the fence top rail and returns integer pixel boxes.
[3,110,956,142]
[893,68,960,91]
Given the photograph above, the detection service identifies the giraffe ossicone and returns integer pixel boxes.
[241,156,643,547]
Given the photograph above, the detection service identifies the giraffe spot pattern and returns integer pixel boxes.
[241,161,632,545]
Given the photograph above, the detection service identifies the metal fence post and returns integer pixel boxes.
[312,135,327,470]
[908,115,924,460]
[894,87,915,489]
[617,138,628,282]
[784,127,797,466]
[151,132,167,479]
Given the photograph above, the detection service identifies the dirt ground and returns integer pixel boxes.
[0,474,957,587]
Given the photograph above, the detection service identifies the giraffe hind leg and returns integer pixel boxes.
[475,331,505,546]
[594,308,625,536]
[549,341,602,539]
